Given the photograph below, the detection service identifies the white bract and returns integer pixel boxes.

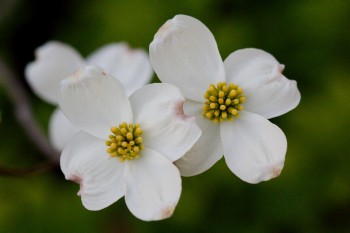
[25,41,153,152]
[149,15,301,184]
[58,65,201,221]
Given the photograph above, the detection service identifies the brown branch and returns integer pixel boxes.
[0,56,60,163]
[0,162,59,177]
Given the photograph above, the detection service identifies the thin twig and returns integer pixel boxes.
[0,162,59,177]
[0,56,60,162]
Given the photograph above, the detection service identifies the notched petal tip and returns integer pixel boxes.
[152,15,190,43]
[261,161,285,183]
[68,174,84,196]
[152,14,197,41]
[25,40,84,104]
[150,14,225,102]
[152,15,197,44]
[277,64,285,73]
[171,98,195,122]
[60,65,113,93]
[61,65,107,86]
[161,205,175,220]
[153,19,174,43]
[221,112,287,184]
[247,160,285,184]
[64,69,83,85]
[272,63,287,80]
[271,166,282,179]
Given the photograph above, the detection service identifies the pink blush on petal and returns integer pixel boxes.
[69,175,84,196]
[172,99,191,121]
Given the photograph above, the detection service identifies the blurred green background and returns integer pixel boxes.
[0,0,350,232]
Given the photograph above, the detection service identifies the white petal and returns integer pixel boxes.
[220,111,287,184]
[175,100,223,176]
[224,48,301,119]
[150,14,225,102]
[124,148,181,221]
[87,43,153,96]
[25,41,84,104]
[48,108,79,152]
[129,83,201,162]
[58,65,133,139]
[60,131,125,210]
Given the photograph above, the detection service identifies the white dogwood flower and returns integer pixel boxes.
[25,41,153,152]
[58,65,201,221]
[149,15,301,184]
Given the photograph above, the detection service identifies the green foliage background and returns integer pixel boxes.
[0,0,350,232]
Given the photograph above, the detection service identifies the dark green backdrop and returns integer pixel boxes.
[0,0,349,232]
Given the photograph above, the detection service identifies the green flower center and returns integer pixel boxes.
[105,122,144,162]
[202,82,245,123]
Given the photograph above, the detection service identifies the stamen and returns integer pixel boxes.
[105,122,144,161]
[202,81,245,123]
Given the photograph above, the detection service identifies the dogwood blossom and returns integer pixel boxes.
[25,41,153,152]
[149,15,301,184]
[58,65,201,220]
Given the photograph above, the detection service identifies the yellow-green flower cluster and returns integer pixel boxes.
[203,82,245,123]
[106,122,144,161]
